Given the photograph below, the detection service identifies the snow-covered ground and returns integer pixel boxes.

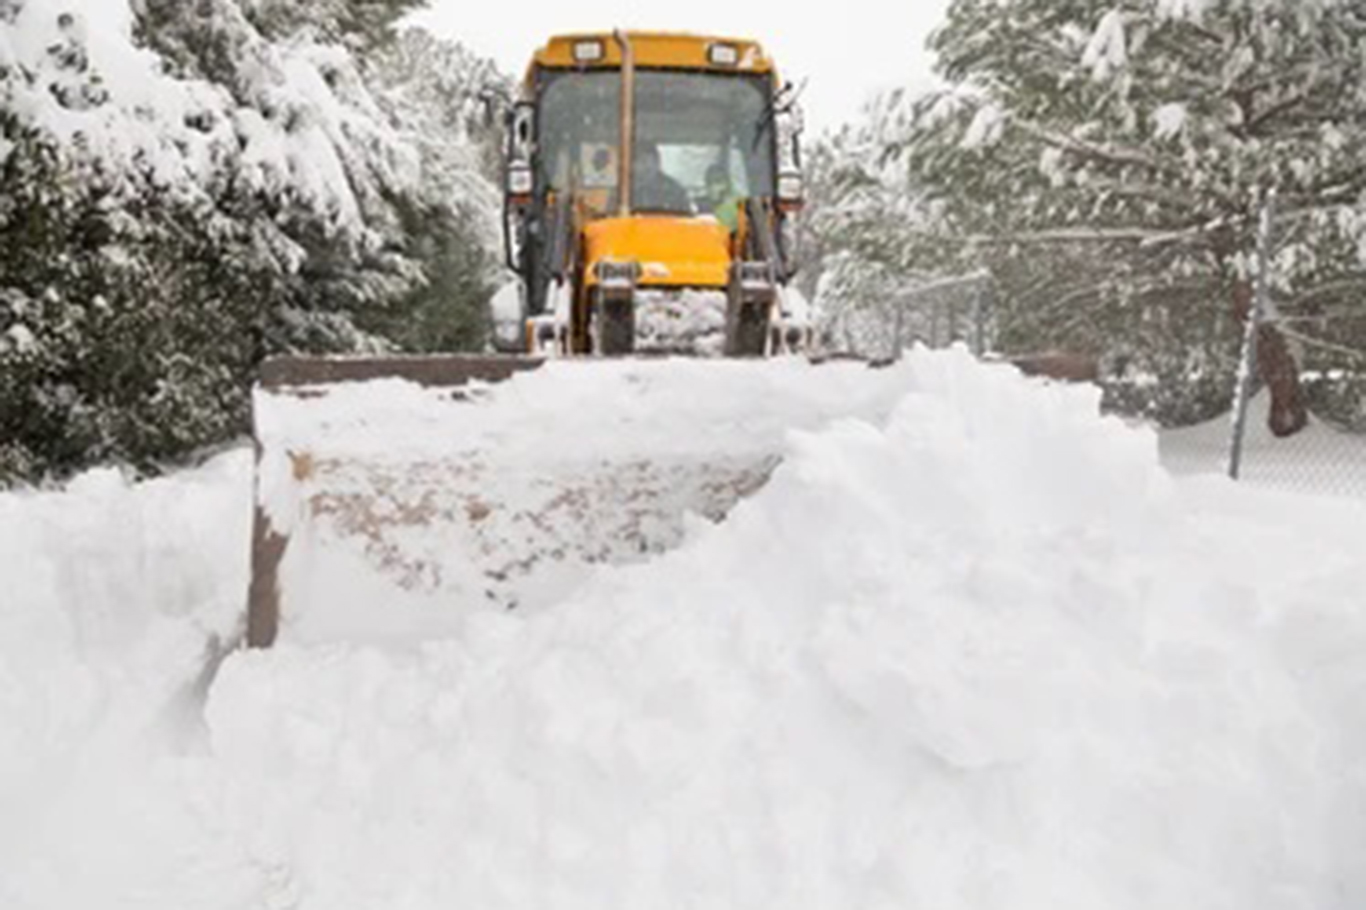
[1161,393,1366,500]
[3,348,1365,909]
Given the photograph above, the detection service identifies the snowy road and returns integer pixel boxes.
[2,349,1364,909]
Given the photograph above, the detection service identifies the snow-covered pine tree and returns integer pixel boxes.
[360,27,505,352]
[898,0,1366,432]
[0,1,503,484]
[802,95,932,351]
[801,92,998,360]
[236,0,427,49]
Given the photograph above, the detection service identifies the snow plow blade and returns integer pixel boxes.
[246,355,546,647]
[245,353,918,648]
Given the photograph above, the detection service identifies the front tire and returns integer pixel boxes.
[595,293,636,356]
[725,298,771,357]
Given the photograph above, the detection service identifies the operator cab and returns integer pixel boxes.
[494,32,807,355]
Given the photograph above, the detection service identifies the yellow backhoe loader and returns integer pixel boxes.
[488,31,811,356]
[243,33,863,649]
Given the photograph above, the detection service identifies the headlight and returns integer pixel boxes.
[708,43,739,67]
[777,171,804,204]
[506,163,533,197]
[595,259,640,289]
[574,40,604,63]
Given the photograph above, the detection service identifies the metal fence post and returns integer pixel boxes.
[1228,189,1276,480]
[972,283,987,356]
[893,293,906,359]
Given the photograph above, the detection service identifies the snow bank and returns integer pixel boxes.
[0,451,253,909]
[4,349,1364,909]
[255,356,929,641]
[207,349,1365,909]
[0,449,250,756]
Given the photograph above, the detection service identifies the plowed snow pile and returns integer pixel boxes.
[3,349,1365,909]
[256,356,928,640]
[0,452,253,907]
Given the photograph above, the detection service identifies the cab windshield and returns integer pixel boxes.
[537,68,775,216]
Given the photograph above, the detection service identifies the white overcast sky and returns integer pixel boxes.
[408,0,953,134]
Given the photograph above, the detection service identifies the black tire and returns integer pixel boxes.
[726,299,770,357]
[597,295,635,356]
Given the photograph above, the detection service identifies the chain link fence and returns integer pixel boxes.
[817,269,995,360]
[816,242,1366,501]
[1158,327,1366,500]
[1159,194,1366,501]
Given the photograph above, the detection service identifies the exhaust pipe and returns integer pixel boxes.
[614,30,635,218]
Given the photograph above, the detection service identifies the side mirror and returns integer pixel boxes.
[775,82,806,172]
[510,102,535,161]
[780,84,806,134]
[479,83,515,130]
[503,102,536,207]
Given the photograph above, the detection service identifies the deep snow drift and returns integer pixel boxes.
[3,348,1365,909]
[0,451,253,908]
[255,356,937,641]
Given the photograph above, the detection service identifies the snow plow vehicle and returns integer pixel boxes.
[243,33,852,648]
[489,31,811,356]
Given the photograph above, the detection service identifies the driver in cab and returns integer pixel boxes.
[632,141,691,213]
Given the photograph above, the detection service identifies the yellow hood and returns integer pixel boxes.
[582,216,732,289]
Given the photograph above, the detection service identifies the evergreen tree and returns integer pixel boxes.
[802,94,997,361]
[0,2,504,484]
[896,0,1366,433]
[360,27,506,353]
